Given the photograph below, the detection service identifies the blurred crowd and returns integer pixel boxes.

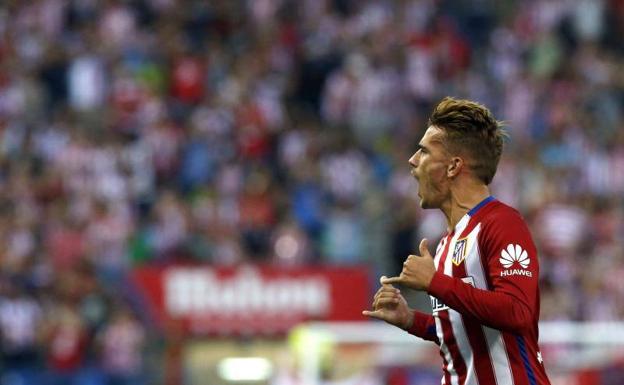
[1,0,624,383]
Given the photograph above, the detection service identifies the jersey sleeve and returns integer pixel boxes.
[427,209,538,333]
[406,311,439,344]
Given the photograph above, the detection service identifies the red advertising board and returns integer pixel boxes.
[131,265,372,335]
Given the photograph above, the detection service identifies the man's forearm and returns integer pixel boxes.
[405,310,439,344]
[428,272,534,333]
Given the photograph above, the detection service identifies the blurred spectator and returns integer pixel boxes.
[98,306,146,385]
[0,278,43,385]
[43,299,89,385]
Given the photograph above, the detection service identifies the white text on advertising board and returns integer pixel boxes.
[165,267,331,317]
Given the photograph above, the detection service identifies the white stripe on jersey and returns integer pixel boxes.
[449,310,479,385]
[483,327,515,385]
[464,224,487,290]
[435,315,459,385]
[463,224,515,385]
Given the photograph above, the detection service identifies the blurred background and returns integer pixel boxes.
[0,0,624,384]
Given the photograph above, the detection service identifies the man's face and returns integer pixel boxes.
[408,126,452,209]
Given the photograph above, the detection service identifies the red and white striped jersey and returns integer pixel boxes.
[408,197,551,385]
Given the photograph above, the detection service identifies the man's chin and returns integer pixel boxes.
[419,198,434,209]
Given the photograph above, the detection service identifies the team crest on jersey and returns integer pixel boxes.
[452,238,468,266]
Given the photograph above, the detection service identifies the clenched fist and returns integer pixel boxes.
[362,276,413,330]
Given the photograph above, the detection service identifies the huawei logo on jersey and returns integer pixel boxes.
[500,244,529,268]
[500,244,532,277]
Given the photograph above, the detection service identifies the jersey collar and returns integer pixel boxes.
[452,195,496,234]
[467,195,495,217]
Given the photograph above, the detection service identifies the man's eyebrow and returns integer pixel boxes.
[416,143,428,152]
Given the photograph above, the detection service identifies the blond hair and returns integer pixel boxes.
[428,97,506,185]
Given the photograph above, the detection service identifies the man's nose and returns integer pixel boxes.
[408,153,418,168]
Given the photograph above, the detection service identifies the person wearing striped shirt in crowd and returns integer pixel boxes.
[363,97,551,385]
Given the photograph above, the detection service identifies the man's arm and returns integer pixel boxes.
[428,211,538,334]
[406,311,439,344]
[427,273,533,333]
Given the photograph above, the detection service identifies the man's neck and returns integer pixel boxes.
[441,184,491,231]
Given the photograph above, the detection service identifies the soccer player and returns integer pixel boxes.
[363,97,551,385]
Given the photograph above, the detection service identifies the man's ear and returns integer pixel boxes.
[447,157,464,178]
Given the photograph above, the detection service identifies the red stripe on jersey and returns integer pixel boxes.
[453,274,496,379]
[439,348,451,385]
[463,318,499,384]
[436,231,468,384]
[439,311,467,384]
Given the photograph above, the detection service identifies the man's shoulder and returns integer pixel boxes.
[479,200,527,228]
[477,200,537,260]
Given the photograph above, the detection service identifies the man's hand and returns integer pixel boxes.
[381,239,436,291]
[362,276,413,330]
